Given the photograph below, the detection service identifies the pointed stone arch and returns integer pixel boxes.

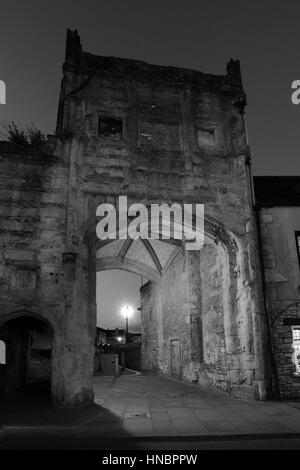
[0,307,54,397]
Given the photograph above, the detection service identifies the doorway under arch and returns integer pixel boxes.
[0,313,53,397]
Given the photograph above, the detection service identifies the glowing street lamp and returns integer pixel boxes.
[121,305,133,342]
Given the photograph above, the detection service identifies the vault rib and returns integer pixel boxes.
[117,238,133,261]
[141,239,162,275]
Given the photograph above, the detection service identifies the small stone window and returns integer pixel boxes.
[197,127,215,147]
[0,340,6,365]
[295,231,300,269]
[292,326,300,375]
[98,116,123,139]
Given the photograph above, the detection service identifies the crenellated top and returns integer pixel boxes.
[63,29,244,93]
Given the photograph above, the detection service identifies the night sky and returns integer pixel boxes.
[1,1,299,329]
[1,0,300,175]
[97,271,142,331]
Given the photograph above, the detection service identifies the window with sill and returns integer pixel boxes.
[292,326,300,375]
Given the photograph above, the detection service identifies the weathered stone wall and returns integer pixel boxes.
[0,141,95,407]
[200,243,227,390]
[141,251,192,379]
[140,232,266,399]
[140,281,160,372]
[159,251,191,378]
[0,143,67,309]
[259,206,300,397]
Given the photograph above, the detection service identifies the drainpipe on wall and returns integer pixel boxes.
[241,110,280,399]
[254,204,281,399]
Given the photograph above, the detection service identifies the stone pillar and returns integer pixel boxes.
[185,250,203,382]
[50,249,95,408]
[187,250,203,362]
[49,137,95,408]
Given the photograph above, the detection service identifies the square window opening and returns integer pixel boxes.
[98,116,123,139]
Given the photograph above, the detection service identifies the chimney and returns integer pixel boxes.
[65,29,82,66]
[226,58,243,88]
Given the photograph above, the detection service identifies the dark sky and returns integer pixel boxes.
[0,0,300,175]
[1,1,300,329]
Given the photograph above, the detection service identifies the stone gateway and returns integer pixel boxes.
[0,29,288,407]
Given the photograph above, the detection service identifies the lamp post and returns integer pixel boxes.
[121,305,133,343]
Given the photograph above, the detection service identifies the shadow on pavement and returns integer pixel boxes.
[0,379,141,450]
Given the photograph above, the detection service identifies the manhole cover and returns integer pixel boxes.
[125,412,151,419]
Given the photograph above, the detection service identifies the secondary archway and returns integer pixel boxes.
[0,313,53,397]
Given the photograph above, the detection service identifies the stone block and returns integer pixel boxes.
[260,214,273,224]
[230,384,259,400]
[4,249,34,261]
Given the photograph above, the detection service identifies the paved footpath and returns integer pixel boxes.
[2,372,300,446]
[88,372,300,437]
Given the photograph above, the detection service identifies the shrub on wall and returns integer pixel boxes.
[0,120,47,149]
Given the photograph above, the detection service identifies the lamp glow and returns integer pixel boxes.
[121,305,133,319]
[121,305,134,344]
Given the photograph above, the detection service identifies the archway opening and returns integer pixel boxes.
[94,269,145,381]
[88,220,241,401]
[0,314,53,400]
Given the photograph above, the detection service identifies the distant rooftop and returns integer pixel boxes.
[254,176,300,206]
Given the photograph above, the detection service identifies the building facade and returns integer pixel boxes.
[255,177,300,398]
[95,327,107,347]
